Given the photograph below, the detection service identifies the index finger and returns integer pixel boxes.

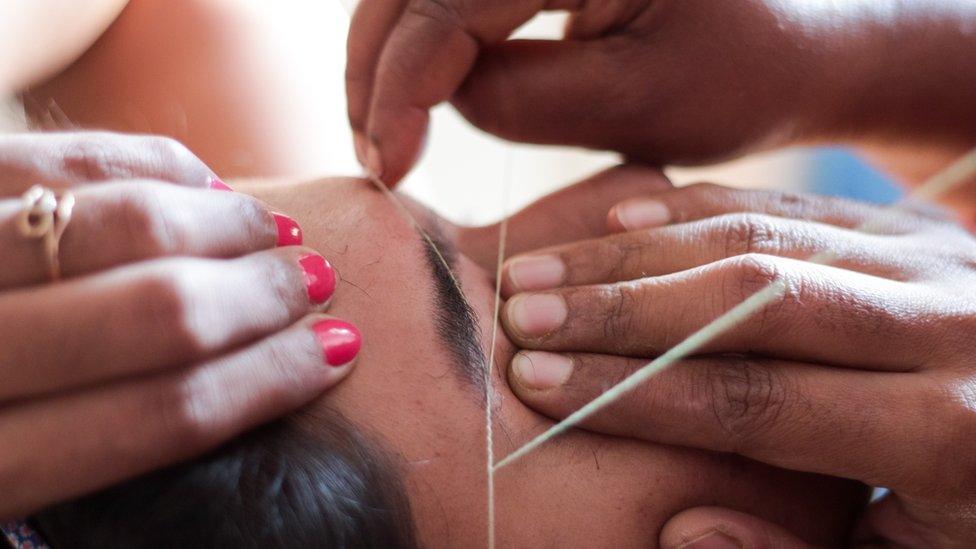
[353,0,572,185]
[507,351,946,496]
[0,132,218,195]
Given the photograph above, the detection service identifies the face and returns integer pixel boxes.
[250,177,862,547]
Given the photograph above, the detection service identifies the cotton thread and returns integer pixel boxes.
[494,146,976,472]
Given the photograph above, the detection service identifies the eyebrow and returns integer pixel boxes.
[414,218,488,393]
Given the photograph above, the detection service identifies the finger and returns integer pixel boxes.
[0,248,338,400]
[659,507,812,549]
[458,164,672,270]
[501,212,923,295]
[345,0,408,164]
[507,351,944,494]
[0,180,303,288]
[364,0,564,185]
[0,313,359,517]
[0,132,219,195]
[502,254,952,369]
[606,183,947,233]
[452,39,636,154]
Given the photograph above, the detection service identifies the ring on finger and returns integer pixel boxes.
[17,184,76,281]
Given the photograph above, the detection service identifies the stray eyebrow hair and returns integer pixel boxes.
[415,218,488,394]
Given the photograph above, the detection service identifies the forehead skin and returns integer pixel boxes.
[249,178,864,547]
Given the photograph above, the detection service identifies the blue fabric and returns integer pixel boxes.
[2,521,48,549]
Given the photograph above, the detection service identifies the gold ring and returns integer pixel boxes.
[17,185,75,281]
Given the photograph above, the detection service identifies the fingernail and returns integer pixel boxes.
[209,176,233,191]
[353,132,367,166]
[615,199,670,230]
[678,531,742,549]
[512,352,572,390]
[507,255,565,292]
[365,140,384,180]
[273,212,303,246]
[313,319,362,367]
[299,254,337,304]
[507,294,567,338]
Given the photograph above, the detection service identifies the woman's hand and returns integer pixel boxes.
[499,183,976,546]
[0,132,360,519]
[347,0,976,186]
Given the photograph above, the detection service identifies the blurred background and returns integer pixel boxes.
[0,1,903,226]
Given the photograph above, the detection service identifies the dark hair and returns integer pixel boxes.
[33,408,417,549]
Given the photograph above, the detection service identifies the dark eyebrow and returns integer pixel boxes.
[414,218,488,394]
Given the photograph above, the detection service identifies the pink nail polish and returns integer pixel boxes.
[209,176,233,191]
[299,254,336,304]
[313,319,362,367]
[273,213,303,246]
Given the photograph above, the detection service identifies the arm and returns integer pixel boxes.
[0,0,129,92]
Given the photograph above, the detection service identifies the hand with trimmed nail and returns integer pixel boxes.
[0,132,360,519]
[347,0,976,185]
[500,182,976,546]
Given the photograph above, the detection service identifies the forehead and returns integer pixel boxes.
[249,177,493,532]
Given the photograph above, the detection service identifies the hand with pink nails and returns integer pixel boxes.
[0,132,360,519]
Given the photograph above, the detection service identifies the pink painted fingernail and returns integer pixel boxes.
[614,199,670,230]
[512,352,572,390]
[506,255,565,292]
[273,213,303,246]
[313,319,362,367]
[507,294,568,338]
[299,254,337,304]
[209,176,233,191]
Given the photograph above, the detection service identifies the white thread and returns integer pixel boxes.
[494,146,976,472]
[484,148,514,548]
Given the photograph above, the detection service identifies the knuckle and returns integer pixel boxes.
[725,254,782,300]
[153,369,224,454]
[703,359,791,451]
[138,135,209,185]
[720,254,796,338]
[138,264,208,355]
[115,187,185,256]
[720,213,779,258]
[59,135,126,181]
[600,283,646,343]
[237,195,277,246]
[144,135,195,172]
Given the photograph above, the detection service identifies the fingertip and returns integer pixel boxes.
[312,317,362,370]
[607,203,629,233]
[367,107,430,187]
[611,198,671,231]
[510,351,573,392]
[660,507,809,549]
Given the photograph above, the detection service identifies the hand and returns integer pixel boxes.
[346,0,944,186]
[0,132,360,518]
[499,182,976,546]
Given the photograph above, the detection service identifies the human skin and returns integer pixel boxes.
[239,169,867,547]
[20,0,353,180]
[499,183,976,546]
[346,0,976,186]
[0,0,128,92]
[0,132,358,519]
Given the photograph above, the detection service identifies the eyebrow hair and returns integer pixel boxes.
[416,222,488,394]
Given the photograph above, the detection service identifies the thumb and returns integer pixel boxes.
[456,164,671,270]
[452,39,638,154]
[660,507,812,549]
